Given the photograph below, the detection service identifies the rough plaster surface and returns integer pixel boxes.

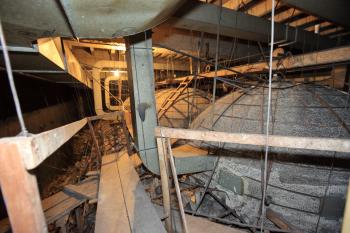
[191,83,350,233]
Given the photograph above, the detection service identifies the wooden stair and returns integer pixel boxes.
[158,75,194,119]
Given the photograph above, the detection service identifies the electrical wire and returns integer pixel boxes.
[260,0,275,231]
[0,20,28,136]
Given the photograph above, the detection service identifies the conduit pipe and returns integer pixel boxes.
[104,76,124,111]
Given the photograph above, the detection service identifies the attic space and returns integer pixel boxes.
[0,1,350,233]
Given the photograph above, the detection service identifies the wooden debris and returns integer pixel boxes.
[266,209,301,232]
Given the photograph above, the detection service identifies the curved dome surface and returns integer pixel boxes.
[192,83,350,139]
[125,88,211,128]
[190,83,350,233]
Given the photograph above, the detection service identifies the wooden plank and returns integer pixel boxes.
[63,177,98,200]
[44,194,84,224]
[95,154,131,233]
[266,209,300,232]
[87,111,124,121]
[342,181,350,233]
[155,127,350,153]
[0,112,123,171]
[117,151,167,233]
[0,118,87,170]
[204,45,350,76]
[0,144,47,233]
[156,138,173,232]
[1,178,98,231]
[42,191,72,212]
[43,178,97,223]
[158,45,350,85]
[154,205,246,233]
[186,215,246,233]
[165,140,189,233]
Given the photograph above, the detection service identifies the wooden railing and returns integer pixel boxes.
[155,126,350,233]
[0,111,123,233]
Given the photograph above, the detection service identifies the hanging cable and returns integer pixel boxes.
[210,0,222,129]
[0,20,28,136]
[260,0,275,231]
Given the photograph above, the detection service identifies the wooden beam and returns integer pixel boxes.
[0,112,123,170]
[158,45,350,85]
[0,144,47,233]
[298,18,324,30]
[116,151,167,233]
[279,12,308,24]
[237,0,264,12]
[321,27,344,36]
[156,138,173,232]
[342,181,350,233]
[165,139,189,233]
[249,0,274,17]
[0,112,122,233]
[261,5,290,19]
[0,118,88,170]
[274,8,302,23]
[281,0,350,28]
[72,48,190,71]
[95,152,166,233]
[155,127,350,153]
[95,153,131,233]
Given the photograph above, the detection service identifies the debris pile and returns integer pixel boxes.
[41,119,128,233]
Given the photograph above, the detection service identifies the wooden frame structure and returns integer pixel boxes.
[155,126,350,233]
[0,111,123,233]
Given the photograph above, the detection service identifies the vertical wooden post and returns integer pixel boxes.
[165,139,189,233]
[156,138,173,233]
[189,57,193,75]
[87,119,102,167]
[121,114,133,156]
[342,181,350,233]
[0,144,47,233]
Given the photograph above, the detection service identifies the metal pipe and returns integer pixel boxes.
[279,27,298,47]
[0,20,28,136]
[104,76,124,111]
[272,24,289,45]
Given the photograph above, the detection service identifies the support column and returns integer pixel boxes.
[125,31,159,174]
[0,144,47,233]
[330,65,347,89]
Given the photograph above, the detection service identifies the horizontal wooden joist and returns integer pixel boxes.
[281,0,350,29]
[72,48,190,71]
[206,45,350,76]
[0,112,123,170]
[155,127,350,153]
[157,45,350,85]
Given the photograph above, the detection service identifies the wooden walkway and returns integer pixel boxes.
[95,152,166,233]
